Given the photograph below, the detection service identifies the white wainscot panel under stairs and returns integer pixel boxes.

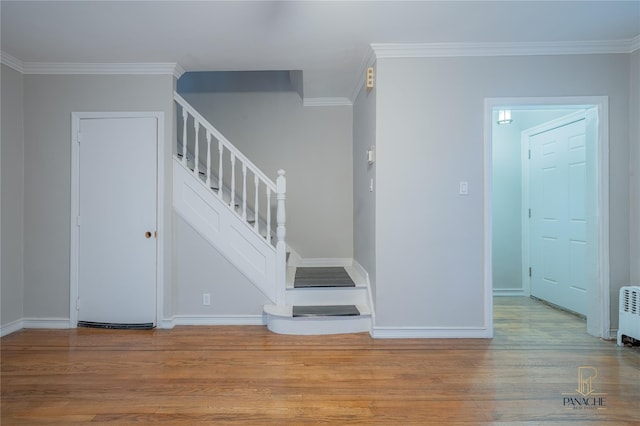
[264,265,372,335]
[173,158,278,303]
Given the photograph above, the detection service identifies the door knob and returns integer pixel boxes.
[145,231,152,239]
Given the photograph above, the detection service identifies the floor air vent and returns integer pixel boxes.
[618,286,640,347]
[78,321,154,330]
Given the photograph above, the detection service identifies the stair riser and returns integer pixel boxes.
[285,287,368,306]
[266,314,371,335]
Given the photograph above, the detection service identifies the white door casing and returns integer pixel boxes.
[527,114,588,316]
[70,112,165,327]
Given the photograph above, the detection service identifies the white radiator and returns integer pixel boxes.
[617,286,640,346]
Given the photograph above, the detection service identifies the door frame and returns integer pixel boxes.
[484,96,610,339]
[70,111,165,327]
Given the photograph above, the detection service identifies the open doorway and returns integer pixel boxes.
[484,97,610,339]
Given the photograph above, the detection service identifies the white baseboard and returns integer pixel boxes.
[371,326,493,339]
[493,289,527,297]
[22,318,72,329]
[170,315,266,327]
[295,257,353,267]
[1,319,24,337]
[159,317,177,329]
[2,317,71,336]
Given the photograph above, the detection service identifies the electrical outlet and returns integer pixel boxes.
[203,293,211,306]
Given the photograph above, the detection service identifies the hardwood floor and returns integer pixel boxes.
[2,297,639,425]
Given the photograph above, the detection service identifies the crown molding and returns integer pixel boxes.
[23,62,185,78]
[371,39,639,59]
[303,97,352,107]
[1,51,25,73]
[0,52,185,78]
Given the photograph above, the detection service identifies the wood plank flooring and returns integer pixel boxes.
[2,297,639,425]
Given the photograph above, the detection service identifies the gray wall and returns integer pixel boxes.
[631,49,640,285]
[180,91,353,259]
[491,111,523,294]
[1,64,25,326]
[353,65,377,303]
[174,216,269,316]
[21,74,174,320]
[373,54,631,329]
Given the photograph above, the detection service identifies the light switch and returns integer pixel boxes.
[459,181,469,195]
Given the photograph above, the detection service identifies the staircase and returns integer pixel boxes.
[173,93,372,335]
[264,265,372,335]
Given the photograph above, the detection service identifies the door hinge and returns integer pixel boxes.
[76,298,80,311]
[528,208,531,218]
[77,132,82,143]
[529,267,532,277]
[528,149,531,160]
[76,215,81,227]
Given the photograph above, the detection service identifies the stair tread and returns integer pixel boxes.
[293,305,360,317]
[294,267,355,288]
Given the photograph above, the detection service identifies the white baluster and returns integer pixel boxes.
[253,175,259,232]
[266,188,271,243]
[242,164,247,220]
[230,153,236,210]
[181,108,188,166]
[217,140,223,199]
[206,130,212,188]
[276,170,286,246]
[193,121,200,176]
[275,169,287,306]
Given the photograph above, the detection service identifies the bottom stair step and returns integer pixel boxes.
[293,305,359,317]
[264,304,371,335]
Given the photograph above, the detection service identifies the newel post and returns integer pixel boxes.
[275,169,287,305]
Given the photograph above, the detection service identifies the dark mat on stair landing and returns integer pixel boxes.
[293,305,360,317]
[294,267,355,288]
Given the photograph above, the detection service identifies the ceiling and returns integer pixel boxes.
[2,1,639,99]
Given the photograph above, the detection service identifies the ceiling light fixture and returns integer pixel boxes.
[497,109,513,125]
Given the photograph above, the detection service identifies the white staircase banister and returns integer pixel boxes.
[174,91,287,306]
[174,92,276,192]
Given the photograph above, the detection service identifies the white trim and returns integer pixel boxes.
[159,318,176,329]
[485,96,610,339]
[353,259,376,327]
[483,101,495,339]
[295,258,353,267]
[0,319,24,337]
[70,112,166,328]
[0,51,25,73]
[23,62,184,78]
[372,39,639,59]
[631,35,640,53]
[493,289,527,297]
[303,97,352,107]
[0,53,185,78]
[172,315,266,326]
[22,318,71,330]
[372,326,492,339]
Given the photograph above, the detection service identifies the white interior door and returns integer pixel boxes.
[77,116,158,326]
[529,116,587,315]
